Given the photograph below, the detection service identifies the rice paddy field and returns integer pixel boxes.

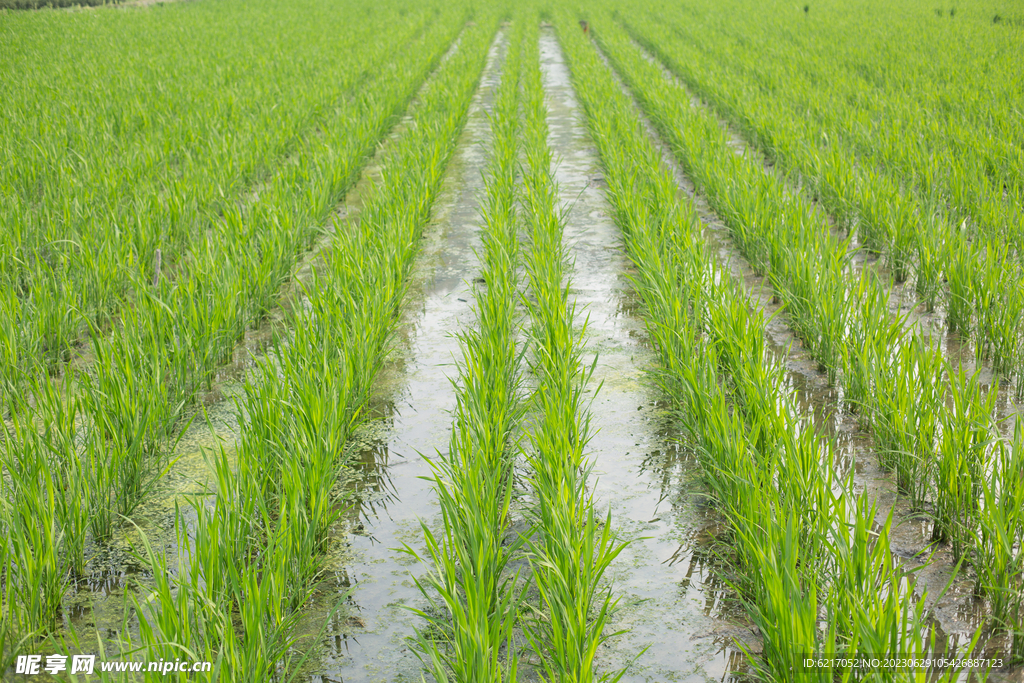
[1,0,1023,680]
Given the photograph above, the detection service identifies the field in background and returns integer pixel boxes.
[1,0,1022,680]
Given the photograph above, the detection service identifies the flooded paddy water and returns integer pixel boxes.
[538,28,750,682]
[296,29,508,682]
[296,26,756,683]
[279,22,1023,682]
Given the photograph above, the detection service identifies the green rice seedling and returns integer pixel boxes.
[132,287,355,678]
[0,545,16,673]
[679,359,753,524]
[732,517,828,682]
[805,259,851,383]
[914,206,946,311]
[944,236,976,336]
[933,367,996,562]
[973,423,1024,627]
[853,171,895,256]
[0,290,25,417]
[822,492,981,683]
[885,196,918,284]
[130,480,306,683]
[972,243,1024,377]
[869,335,944,510]
[79,325,179,530]
[825,492,890,640]
[814,146,857,224]
[515,23,631,680]
[841,273,903,416]
[988,281,1024,380]
[583,13,1012,596]
[23,266,79,372]
[129,12,498,678]
[405,19,530,682]
[584,6,873,398]
[29,377,91,579]
[410,421,526,681]
[129,501,243,682]
[633,4,1019,252]
[0,417,69,647]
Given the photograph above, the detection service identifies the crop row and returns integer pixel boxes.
[0,0,438,398]
[408,20,526,680]
[587,11,1024,645]
[122,11,499,682]
[517,19,627,681]
[557,6,1024,672]
[0,5,470,671]
[621,4,1024,394]
[408,16,630,680]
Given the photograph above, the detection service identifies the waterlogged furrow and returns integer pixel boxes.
[0,9,471,675]
[518,20,628,681]
[533,27,733,680]
[587,15,1024,655]
[122,15,500,683]
[551,13,995,680]
[405,20,525,681]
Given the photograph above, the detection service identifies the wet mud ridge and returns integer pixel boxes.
[299,30,509,683]
[539,28,751,682]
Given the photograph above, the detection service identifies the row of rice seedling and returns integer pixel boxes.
[517,20,629,681]
[0,0,440,400]
[406,20,528,681]
[586,11,1024,662]
[121,13,500,682]
[618,4,1024,394]
[633,0,1024,252]
[550,12,989,678]
[0,8,470,671]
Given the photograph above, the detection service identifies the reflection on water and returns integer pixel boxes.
[294,29,509,683]
[539,27,751,682]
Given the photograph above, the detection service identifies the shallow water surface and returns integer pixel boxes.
[539,28,751,682]
[302,30,508,683]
